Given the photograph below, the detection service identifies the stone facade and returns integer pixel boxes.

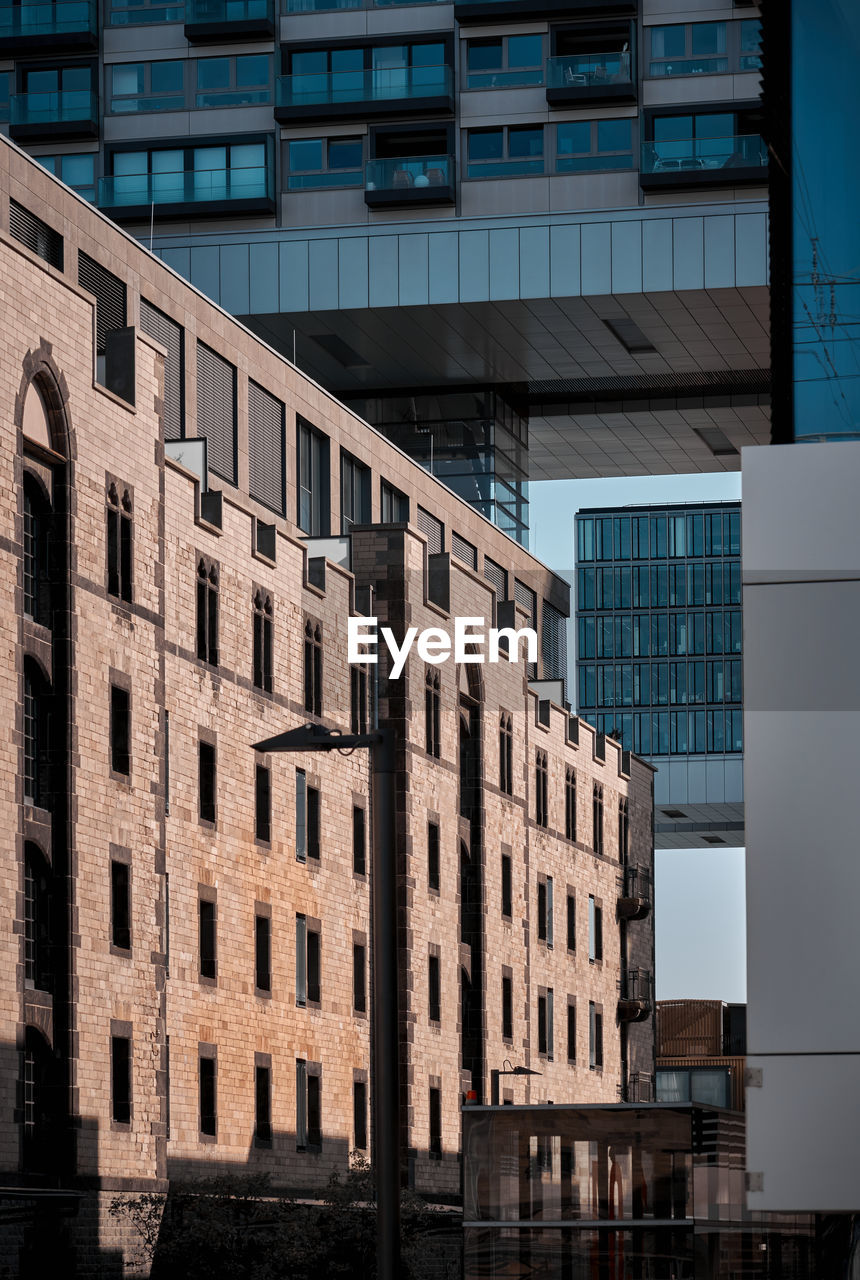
[0,135,653,1275]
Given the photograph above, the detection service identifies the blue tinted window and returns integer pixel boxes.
[152,60,183,92]
[328,138,361,168]
[597,119,630,152]
[469,130,503,161]
[695,113,733,139]
[293,50,328,75]
[508,126,543,158]
[467,40,501,71]
[650,25,685,58]
[557,121,590,155]
[113,64,144,95]
[654,115,691,143]
[691,22,725,56]
[508,34,542,67]
[290,139,323,169]
[237,55,268,86]
[198,58,231,89]
[63,154,95,186]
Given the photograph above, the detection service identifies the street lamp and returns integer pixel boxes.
[490,1060,541,1106]
[252,722,399,1280]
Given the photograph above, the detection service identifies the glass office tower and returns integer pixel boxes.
[575,501,743,849]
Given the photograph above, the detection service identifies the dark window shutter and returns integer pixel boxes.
[248,380,285,514]
[417,506,443,555]
[452,531,477,569]
[542,600,567,681]
[78,251,127,354]
[196,342,236,484]
[10,201,63,270]
[140,299,184,439]
[484,556,507,599]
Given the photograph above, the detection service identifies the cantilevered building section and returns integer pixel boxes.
[0,135,654,1275]
[0,0,767,541]
[575,501,743,848]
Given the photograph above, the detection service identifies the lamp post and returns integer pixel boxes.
[490,1060,541,1106]
[252,722,399,1280]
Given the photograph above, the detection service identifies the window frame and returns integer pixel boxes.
[466,124,545,180]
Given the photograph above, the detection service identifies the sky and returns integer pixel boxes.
[529,471,746,1003]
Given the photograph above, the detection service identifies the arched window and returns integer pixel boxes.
[425,669,440,758]
[23,474,51,625]
[24,843,52,993]
[24,660,50,810]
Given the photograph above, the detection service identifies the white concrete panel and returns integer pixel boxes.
[189,244,220,302]
[549,223,580,298]
[687,757,706,801]
[337,237,369,311]
[220,243,250,316]
[519,225,550,300]
[489,228,520,301]
[580,222,611,296]
[746,1054,860,1211]
[368,235,399,308]
[735,212,768,287]
[308,238,339,311]
[427,232,459,305]
[279,239,308,312]
[249,241,279,315]
[704,214,736,289]
[611,219,643,294]
[459,229,490,302]
[672,216,704,291]
[398,233,429,307]
[743,441,860,577]
[666,759,689,803]
[642,218,673,293]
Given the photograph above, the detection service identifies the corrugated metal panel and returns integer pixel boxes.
[248,380,285,515]
[452,531,477,570]
[196,341,236,484]
[417,506,443,555]
[140,298,184,439]
[484,557,507,600]
[656,999,724,1058]
[10,200,63,270]
[78,250,127,354]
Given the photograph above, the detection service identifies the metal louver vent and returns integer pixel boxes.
[417,506,443,555]
[196,341,236,484]
[248,380,285,515]
[514,579,537,626]
[78,250,127,355]
[484,557,507,600]
[451,532,477,570]
[140,299,184,439]
[541,600,567,682]
[10,200,63,270]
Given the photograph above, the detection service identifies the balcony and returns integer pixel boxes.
[618,968,652,1023]
[454,0,633,22]
[184,0,273,40]
[275,65,454,124]
[546,51,635,107]
[0,0,97,50]
[98,163,275,221]
[640,134,768,191]
[365,155,454,209]
[9,89,97,141]
[617,866,652,921]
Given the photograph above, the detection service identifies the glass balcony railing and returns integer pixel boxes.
[99,164,272,209]
[10,88,96,127]
[0,0,96,37]
[365,154,452,193]
[185,0,271,18]
[547,51,633,91]
[276,64,452,111]
[641,133,768,176]
[108,0,185,25]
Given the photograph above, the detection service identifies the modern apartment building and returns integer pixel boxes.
[0,0,768,544]
[0,136,655,1275]
[575,500,743,848]
[655,997,746,1110]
